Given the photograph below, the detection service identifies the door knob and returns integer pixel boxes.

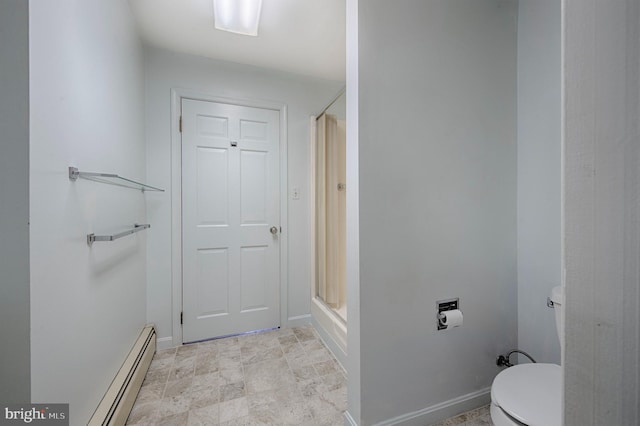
[270,226,278,235]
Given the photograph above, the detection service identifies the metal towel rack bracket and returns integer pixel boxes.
[69,167,164,192]
[87,224,151,246]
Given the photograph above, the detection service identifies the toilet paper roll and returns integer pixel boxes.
[441,309,463,327]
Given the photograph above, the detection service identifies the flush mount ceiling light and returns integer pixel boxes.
[214,0,263,36]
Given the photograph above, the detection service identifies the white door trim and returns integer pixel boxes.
[309,115,318,311]
[170,88,288,347]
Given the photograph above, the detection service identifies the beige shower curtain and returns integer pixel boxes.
[316,113,346,309]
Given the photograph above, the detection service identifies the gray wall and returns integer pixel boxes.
[355,1,518,424]
[0,0,30,403]
[325,91,347,120]
[563,0,640,424]
[517,0,562,364]
[29,0,147,423]
[144,48,343,346]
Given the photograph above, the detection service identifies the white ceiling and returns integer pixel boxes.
[129,0,346,82]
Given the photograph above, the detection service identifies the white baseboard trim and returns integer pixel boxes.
[372,387,491,426]
[286,314,312,328]
[344,410,359,426]
[156,336,174,350]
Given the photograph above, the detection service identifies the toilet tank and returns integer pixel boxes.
[550,286,564,348]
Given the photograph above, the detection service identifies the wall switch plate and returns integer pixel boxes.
[292,187,300,200]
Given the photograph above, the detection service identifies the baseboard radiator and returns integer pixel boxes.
[89,325,156,426]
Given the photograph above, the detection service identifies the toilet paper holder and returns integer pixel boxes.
[437,298,460,330]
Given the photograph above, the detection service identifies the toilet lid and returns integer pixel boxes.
[491,363,561,426]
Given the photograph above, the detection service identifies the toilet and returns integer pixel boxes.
[490,286,563,426]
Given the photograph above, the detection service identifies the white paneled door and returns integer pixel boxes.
[182,99,280,343]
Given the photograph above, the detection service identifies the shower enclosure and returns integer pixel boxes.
[311,91,347,362]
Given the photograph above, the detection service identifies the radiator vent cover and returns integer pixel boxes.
[88,325,156,426]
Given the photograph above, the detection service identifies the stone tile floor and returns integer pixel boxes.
[432,405,494,426]
[128,323,493,426]
[127,325,347,425]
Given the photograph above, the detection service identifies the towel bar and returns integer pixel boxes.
[87,224,150,246]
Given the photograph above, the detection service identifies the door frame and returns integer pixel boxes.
[170,88,288,347]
